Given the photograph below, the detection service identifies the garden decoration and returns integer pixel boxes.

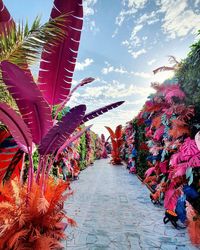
[122,45,200,245]
[0,0,124,248]
[105,125,123,165]
[101,134,108,158]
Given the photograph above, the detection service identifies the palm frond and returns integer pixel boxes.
[0,14,68,68]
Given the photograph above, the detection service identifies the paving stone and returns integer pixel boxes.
[64,158,199,250]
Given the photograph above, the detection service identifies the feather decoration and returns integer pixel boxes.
[39,105,86,155]
[0,103,32,153]
[81,101,124,124]
[56,124,92,159]
[186,202,200,246]
[1,61,53,144]
[38,0,83,106]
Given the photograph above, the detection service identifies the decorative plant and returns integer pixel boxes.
[0,0,124,248]
[105,125,123,164]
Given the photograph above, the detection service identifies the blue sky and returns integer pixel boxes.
[4,0,200,136]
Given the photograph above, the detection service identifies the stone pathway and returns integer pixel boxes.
[64,158,199,250]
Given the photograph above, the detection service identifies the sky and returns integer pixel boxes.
[4,0,200,137]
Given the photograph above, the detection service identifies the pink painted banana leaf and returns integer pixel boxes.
[0,102,32,153]
[38,0,83,106]
[56,124,92,160]
[1,61,53,144]
[39,104,86,155]
[179,137,199,158]
[144,167,155,177]
[55,77,95,118]
[169,162,189,179]
[81,101,124,124]
[164,183,180,210]
[0,0,15,35]
[188,153,200,168]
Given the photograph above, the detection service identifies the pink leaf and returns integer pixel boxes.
[0,0,15,35]
[1,61,53,144]
[56,124,92,160]
[38,0,83,106]
[144,167,155,177]
[164,184,180,210]
[0,103,32,153]
[82,101,124,124]
[38,105,86,155]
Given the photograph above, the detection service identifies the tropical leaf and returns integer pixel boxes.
[0,0,15,36]
[144,167,155,177]
[115,125,122,139]
[54,77,94,120]
[38,0,83,106]
[38,105,86,155]
[1,61,53,144]
[105,126,115,140]
[188,153,200,168]
[0,14,67,68]
[153,66,175,75]
[165,88,185,104]
[56,125,92,159]
[164,184,180,210]
[81,101,124,124]
[0,103,32,152]
[180,137,199,157]
[2,149,24,183]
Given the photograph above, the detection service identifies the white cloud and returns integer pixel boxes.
[130,48,146,58]
[148,59,156,65]
[83,0,97,16]
[132,71,152,78]
[157,0,200,39]
[101,63,128,75]
[75,58,94,71]
[83,80,152,99]
[123,0,148,9]
[115,8,137,26]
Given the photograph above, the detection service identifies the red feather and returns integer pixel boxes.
[38,0,83,106]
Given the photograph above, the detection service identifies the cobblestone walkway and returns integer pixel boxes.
[64,158,199,250]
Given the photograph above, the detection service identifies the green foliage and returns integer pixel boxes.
[52,105,70,121]
[133,120,149,179]
[77,133,87,170]
[176,31,200,133]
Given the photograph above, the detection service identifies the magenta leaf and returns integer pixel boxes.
[144,167,155,177]
[81,101,124,124]
[0,0,15,35]
[56,124,92,159]
[1,61,53,144]
[0,102,32,153]
[38,105,86,155]
[38,0,83,106]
